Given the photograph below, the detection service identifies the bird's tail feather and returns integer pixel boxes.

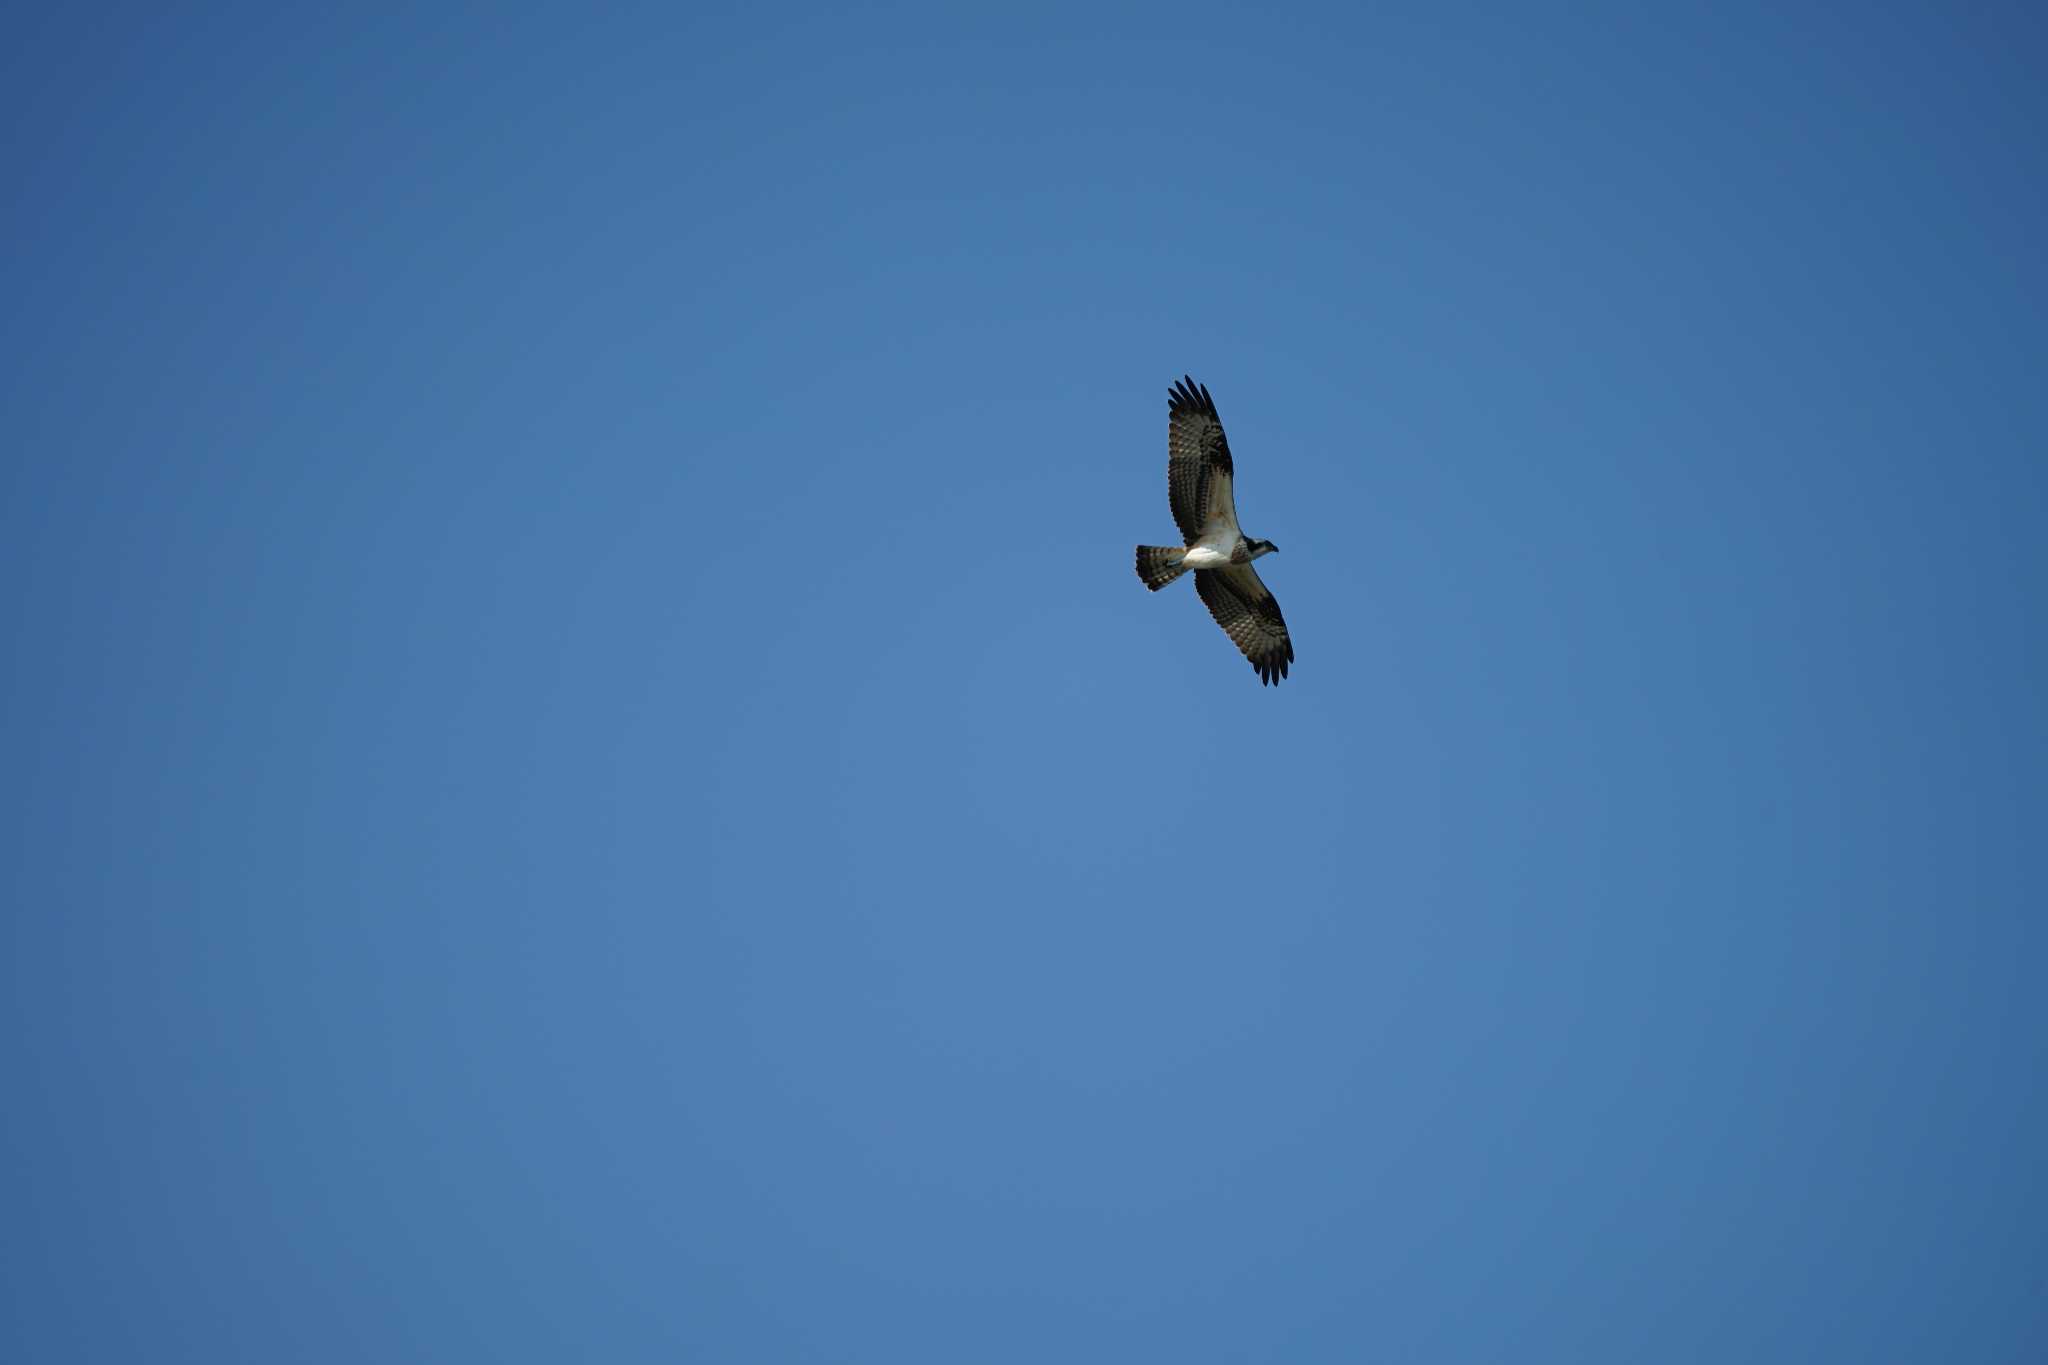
[1135,545,1189,591]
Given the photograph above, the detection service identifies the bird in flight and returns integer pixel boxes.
[1134,376,1294,685]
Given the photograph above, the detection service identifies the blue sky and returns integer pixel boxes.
[5,2,2045,1360]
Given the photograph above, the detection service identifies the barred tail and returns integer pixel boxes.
[1135,544,1190,591]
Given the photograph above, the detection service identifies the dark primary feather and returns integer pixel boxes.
[1194,565,1294,686]
[1166,375,1234,545]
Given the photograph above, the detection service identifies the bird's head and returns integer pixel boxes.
[1248,539,1279,559]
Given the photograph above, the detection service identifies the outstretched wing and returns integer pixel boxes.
[1166,376,1240,545]
[1194,564,1294,686]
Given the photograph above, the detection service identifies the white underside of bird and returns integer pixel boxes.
[1180,520,1247,569]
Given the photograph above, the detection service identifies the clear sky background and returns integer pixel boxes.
[5,3,2045,1361]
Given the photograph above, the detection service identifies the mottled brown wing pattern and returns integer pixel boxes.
[1194,565,1294,686]
[1166,376,1235,545]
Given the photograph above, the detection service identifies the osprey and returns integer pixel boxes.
[1135,376,1295,685]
